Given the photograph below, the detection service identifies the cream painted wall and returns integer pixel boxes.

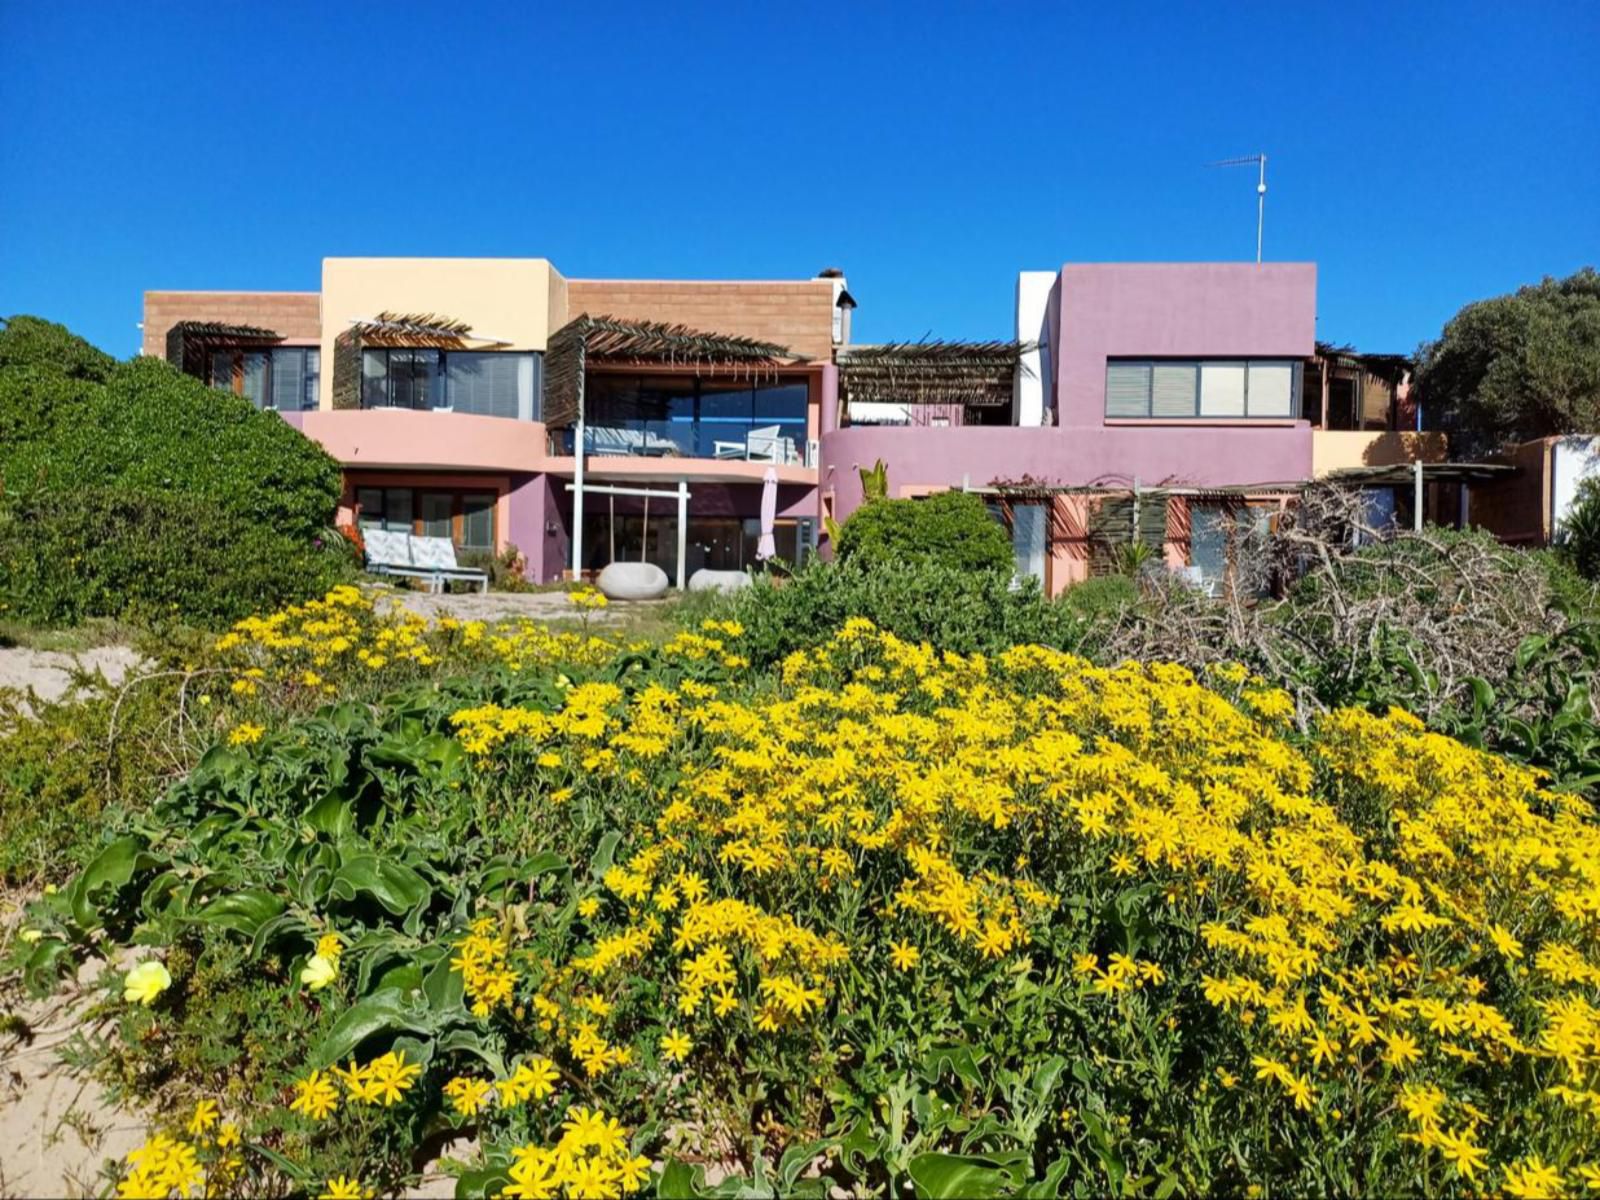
[318,258,559,409]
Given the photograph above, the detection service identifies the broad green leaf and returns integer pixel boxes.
[908,1152,1016,1199]
[312,987,435,1067]
[68,836,157,927]
[657,1160,707,1199]
[193,888,285,938]
[454,1165,512,1199]
[330,854,431,915]
[303,792,354,839]
[920,1043,984,1090]
[423,953,465,1012]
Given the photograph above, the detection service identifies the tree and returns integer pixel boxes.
[1412,268,1600,452]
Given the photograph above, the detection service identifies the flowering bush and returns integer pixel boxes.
[13,590,1600,1197]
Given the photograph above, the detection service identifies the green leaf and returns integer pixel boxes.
[312,987,435,1067]
[920,1043,984,1091]
[590,831,623,881]
[455,1165,512,1199]
[330,854,431,915]
[303,793,354,839]
[68,836,157,927]
[423,953,465,1012]
[908,1152,1017,1199]
[192,888,285,938]
[657,1160,707,1199]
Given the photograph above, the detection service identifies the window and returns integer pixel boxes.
[1104,359,1302,419]
[420,493,454,539]
[208,347,320,411]
[355,487,414,533]
[462,494,496,551]
[356,486,498,550]
[582,373,810,461]
[362,349,541,418]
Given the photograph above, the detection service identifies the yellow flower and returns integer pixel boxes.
[123,961,172,1006]
[186,1099,219,1136]
[318,1177,373,1200]
[1502,1156,1564,1199]
[228,722,265,746]
[889,940,921,971]
[289,1069,341,1121]
[216,1122,240,1149]
[443,1075,494,1116]
[19,928,43,944]
[315,933,344,960]
[578,897,601,918]
[300,953,339,991]
[660,1030,692,1062]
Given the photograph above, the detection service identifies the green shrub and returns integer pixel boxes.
[1059,573,1137,620]
[0,316,350,626]
[704,558,1089,665]
[0,489,355,627]
[834,490,1013,575]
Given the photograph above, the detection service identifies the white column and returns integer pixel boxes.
[676,479,688,589]
[1014,271,1056,427]
[1413,460,1424,532]
[571,367,585,580]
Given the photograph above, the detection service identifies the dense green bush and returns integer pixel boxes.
[834,490,1013,575]
[0,316,351,625]
[0,489,356,627]
[705,558,1092,665]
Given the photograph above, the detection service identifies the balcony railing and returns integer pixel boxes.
[552,423,812,466]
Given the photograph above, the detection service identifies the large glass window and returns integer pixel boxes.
[578,513,812,575]
[208,346,319,411]
[362,349,541,419]
[581,373,810,462]
[1105,359,1302,419]
[355,486,497,550]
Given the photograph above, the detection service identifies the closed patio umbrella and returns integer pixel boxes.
[756,466,778,561]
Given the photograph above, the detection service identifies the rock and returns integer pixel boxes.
[688,569,751,593]
[597,561,670,600]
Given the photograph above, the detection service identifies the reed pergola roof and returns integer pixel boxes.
[544,314,802,428]
[165,320,283,378]
[839,340,1035,410]
[348,311,476,348]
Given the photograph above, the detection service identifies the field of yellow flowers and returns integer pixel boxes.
[9,586,1600,1198]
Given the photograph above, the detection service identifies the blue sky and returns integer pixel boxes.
[2,0,1595,358]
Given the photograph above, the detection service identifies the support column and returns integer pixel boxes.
[676,480,688,590]
[1413,460,1424,532]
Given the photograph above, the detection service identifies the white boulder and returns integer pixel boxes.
[688,569,751,594]
[597,561,669,600]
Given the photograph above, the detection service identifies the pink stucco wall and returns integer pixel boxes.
[1055,262,1317,427]
[820,262,1319,526]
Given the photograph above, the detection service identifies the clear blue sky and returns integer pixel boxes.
[2,0,1595,359]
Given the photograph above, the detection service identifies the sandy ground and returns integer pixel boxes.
[393,589,663,625]
[0,646,141,709]
[0,960,143,1199]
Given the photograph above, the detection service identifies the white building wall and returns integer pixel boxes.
[1014,271,1058,427]
[1552,436,1600,537]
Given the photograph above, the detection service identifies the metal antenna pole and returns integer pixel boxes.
[1207,154,1268,262]
[1256,154,1267,264]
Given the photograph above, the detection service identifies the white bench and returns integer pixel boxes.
[364,529,489,593]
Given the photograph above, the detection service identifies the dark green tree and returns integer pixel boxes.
[1412,268,1600,452]
[834,489,1014,576]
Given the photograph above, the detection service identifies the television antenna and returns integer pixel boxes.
[1208,154,1267,263]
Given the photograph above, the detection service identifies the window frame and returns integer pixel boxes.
[207,345,321,412]
[1104,358,1303,421]
[361,348,542,419]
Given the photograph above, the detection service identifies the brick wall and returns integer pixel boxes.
[564,280,837,362]
[142,292,322,358]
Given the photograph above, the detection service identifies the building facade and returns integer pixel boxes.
[145,256,1439,592]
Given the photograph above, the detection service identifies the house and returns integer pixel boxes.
[144,258,850,584]
[147,256,1447,592]
[819,262,1441,592]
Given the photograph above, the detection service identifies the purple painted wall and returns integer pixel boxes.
[1055,262,1317,427]
[821,262,1318,522]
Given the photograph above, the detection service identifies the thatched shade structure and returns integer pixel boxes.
[543,314,801,428]
[331,311,475,410]
[838,340,1035,417]
[165,321,282,380]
